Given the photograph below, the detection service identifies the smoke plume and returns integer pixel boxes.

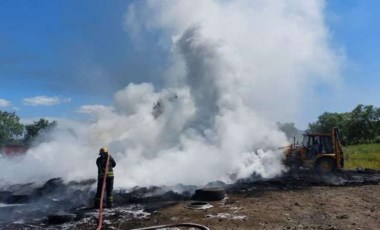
[0,0,341,188]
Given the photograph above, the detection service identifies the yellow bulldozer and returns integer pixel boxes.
[283,128,344,173]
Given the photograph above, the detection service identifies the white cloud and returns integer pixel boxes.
[23,96,71,106]
[77,104,114,114]
[0,98,11,107]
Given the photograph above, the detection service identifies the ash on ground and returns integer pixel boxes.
[0,169,379,229]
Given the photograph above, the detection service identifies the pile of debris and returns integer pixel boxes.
[1,169,379,229]
[227,168,380,194]
[0,178,196,229]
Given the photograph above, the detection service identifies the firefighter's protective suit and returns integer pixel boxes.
[94,147,116,208]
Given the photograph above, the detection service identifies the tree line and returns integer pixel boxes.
[0,111,56,146]
[2,104,379,147]
[279,104,380,146]
[308,104,380,145]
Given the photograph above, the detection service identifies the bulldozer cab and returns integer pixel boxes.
[287,128,344,173]
[303,134,334,158]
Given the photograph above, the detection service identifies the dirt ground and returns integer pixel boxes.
[122,185,380,230]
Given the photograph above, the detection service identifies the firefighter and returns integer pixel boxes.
[94,147,116,208]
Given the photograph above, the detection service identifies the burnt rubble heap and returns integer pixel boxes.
[0,178,95,226]
[0,178,196,229]
[0,169,379,229]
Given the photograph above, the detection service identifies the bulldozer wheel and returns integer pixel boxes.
[315,157,336,174]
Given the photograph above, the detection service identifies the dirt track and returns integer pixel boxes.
[124,185,380,230]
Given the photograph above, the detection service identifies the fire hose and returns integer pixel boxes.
[96,153,110,230]
[95,155,209,230]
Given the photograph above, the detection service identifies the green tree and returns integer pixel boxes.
[0,111,24,144]
[308,112,350,144]
[346,105,378,144]
[308,104,380,145]
[308,112,343,133]
[24,118,57,145]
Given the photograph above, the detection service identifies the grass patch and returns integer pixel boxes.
[344,144,380,169]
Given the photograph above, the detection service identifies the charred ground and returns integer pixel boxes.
[1,169,380,229]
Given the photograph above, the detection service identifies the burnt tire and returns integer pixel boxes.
[187,201,212,209]
[192,188,225,201]
[315,157,336,174]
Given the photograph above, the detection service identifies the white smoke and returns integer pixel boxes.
[0,0,342,187]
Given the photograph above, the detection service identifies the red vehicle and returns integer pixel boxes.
[0,144,27,156]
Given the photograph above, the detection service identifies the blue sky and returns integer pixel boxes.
[320,0,380,119]
[0,0,167,118]
[0,0,379,127]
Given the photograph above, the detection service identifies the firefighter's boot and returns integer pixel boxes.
[106,197,113,208]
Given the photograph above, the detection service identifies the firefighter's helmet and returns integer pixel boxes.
[99,147,108,154]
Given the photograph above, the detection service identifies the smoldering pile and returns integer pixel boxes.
[0,177,198,229]
[228,169,380,194]
[0,178,94,227]
[1,169,380,229]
